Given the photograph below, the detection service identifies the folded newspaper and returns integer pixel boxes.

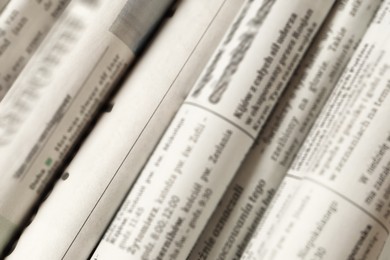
[0,0,176,255]
[2,0,390,259]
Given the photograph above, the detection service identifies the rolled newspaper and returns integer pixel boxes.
[0,0,71,100]
[0,0,175,254]
[2,0,245,259]
[91,0,335,259]
[242,0,390,259]
[188,0,383,259]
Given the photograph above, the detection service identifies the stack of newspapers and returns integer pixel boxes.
[1,0,390,259]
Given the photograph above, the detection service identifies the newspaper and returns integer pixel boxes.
[2,0,245,259]
[90,0,335,259]
[0,0,175,254]
[0,0,70,100]
[241,1,390,259]
[187,0,383,259]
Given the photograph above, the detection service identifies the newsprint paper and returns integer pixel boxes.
[3,0,245,259]
[91,0,335,259]
[0,0,70,100]
[242,0,390,259]
[188,0,383,259]
[0,0,174,254]
[2,0,390,260]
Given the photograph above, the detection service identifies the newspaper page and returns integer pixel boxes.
[91,0,335,259]
[0,0,175,254]
[188,0,383,259]
[2,0,246,259]
[0,0,70,100]
[241,1,390,259]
